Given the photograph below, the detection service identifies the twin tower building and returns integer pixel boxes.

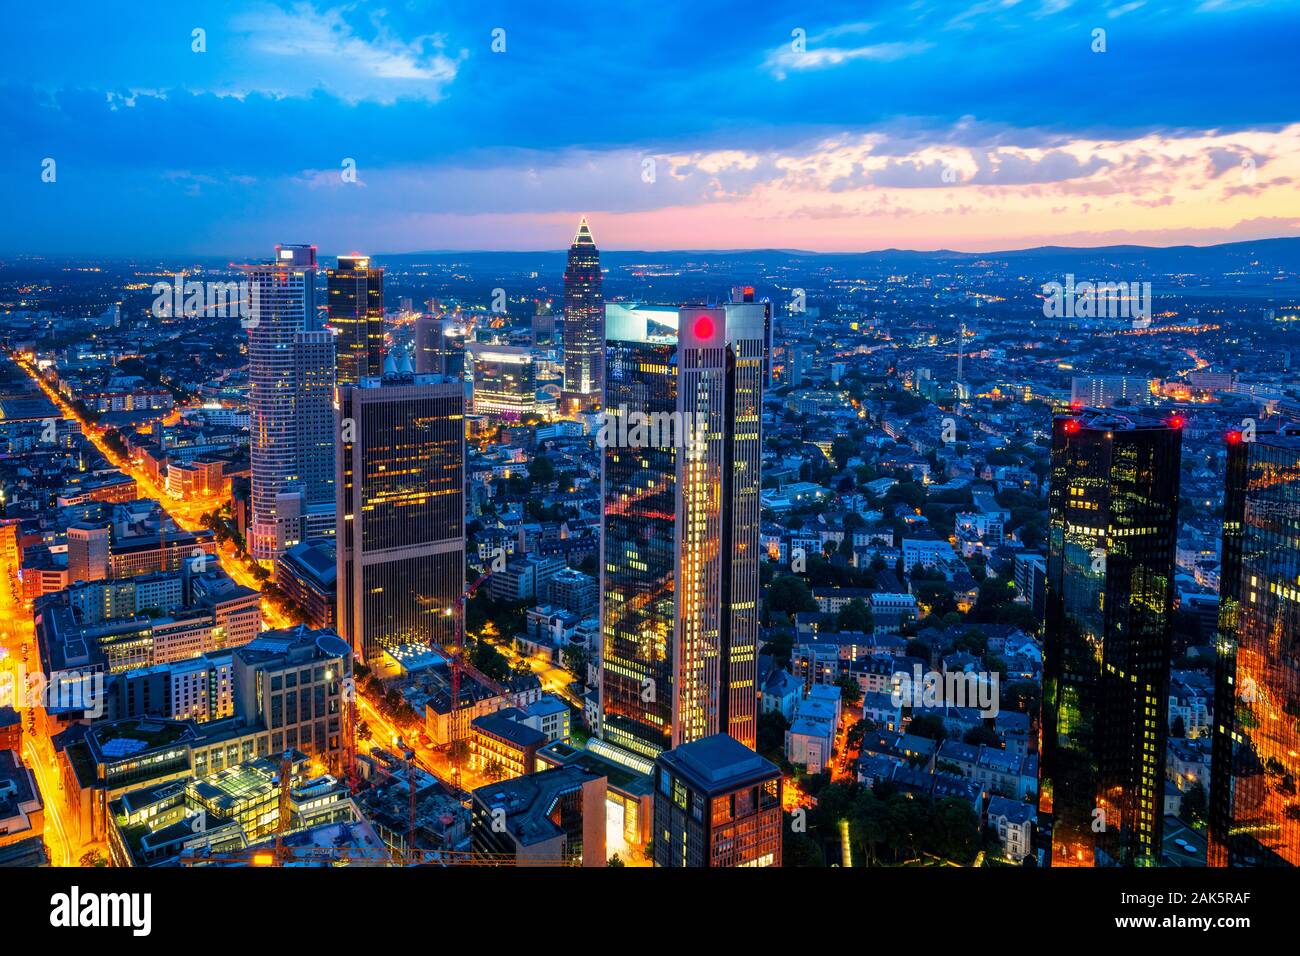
[245,223,773,774]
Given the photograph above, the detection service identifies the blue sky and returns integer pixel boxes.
[3,0,1298,255]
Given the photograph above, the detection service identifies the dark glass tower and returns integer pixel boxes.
[596,301,764,766]
[414,314,465,380]
[1210,423,1300,866]
[328,255,385,387]
[562,217,603,411]
[335,353,464,665]
[1040,409,1182,866]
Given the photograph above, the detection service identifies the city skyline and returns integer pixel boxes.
[3,0,1299,913]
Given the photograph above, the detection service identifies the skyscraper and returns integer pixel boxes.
[246,244,337,564]
[327,255,385,387]
[595,300,764,767]
[414,313,466,380]
[1210,423,1300,866]
[335,351,465,665]
[562,216,603,412]
[1040,409,1182,866]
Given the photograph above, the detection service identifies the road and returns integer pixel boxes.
[7,353,303,863]
[13,353,293,629]
[478,626,584,709]
[0,520,90,866]
[355,695,482,795]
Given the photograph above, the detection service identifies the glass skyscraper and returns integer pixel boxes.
[562,217,603,411]
[1040,409,1182,866]
[327,255,385,387]
[335,352,465,665]
[1210,423,1300,866]
[414,313,466,380]
[596,301,764,766]
[246,244,337,563]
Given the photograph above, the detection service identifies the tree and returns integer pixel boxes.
[962,724,1001,747]
[784,830,826,867]
[835,598,874,634]
[768,575,817,617]
[757,710,789,762]
[908,713,948,742]
[607,854,626,867]
[1183,782,1208,827]
[562,643,590,679]
[831,435,858,470]
[845,718,874,753]
[471,639,513,683]
[930,797,982,864]
[836,674,863,709]
[529,456,556,486]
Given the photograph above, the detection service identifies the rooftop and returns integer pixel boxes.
[657,733,779,794]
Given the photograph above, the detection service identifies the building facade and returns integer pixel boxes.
[1210,424,1300,866]
[1040,409,1181,866]
[468,343,537,420]
[597,301,765,762]
[246,244,336,563]
[327,255,385,387]
[336,358,465,664]
[653,734,782,867]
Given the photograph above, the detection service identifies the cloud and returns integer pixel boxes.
[226,2,467,103]
[765,23,932,79]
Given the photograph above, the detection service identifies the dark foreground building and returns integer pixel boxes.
[1040,409,1181,866]
[1210,423,1300,866]
[653,733,782,868]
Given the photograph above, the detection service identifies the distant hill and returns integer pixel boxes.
[380,235,1300,275]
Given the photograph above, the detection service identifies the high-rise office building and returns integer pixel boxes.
[335,351,465,665]
[730,285,773,387]
[327,255,385,387]
[1210,423,1300,866]
[595,301,764,767]
[414,314,466,380]
[1040,409,1182,866]
[246,244,336,563]
[562,217,603,411]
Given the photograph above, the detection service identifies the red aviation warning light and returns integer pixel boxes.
[1168,414,1186,429]
[1063,419,1081,435]
[692,314,715,339]
[1226,429,1242,445]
